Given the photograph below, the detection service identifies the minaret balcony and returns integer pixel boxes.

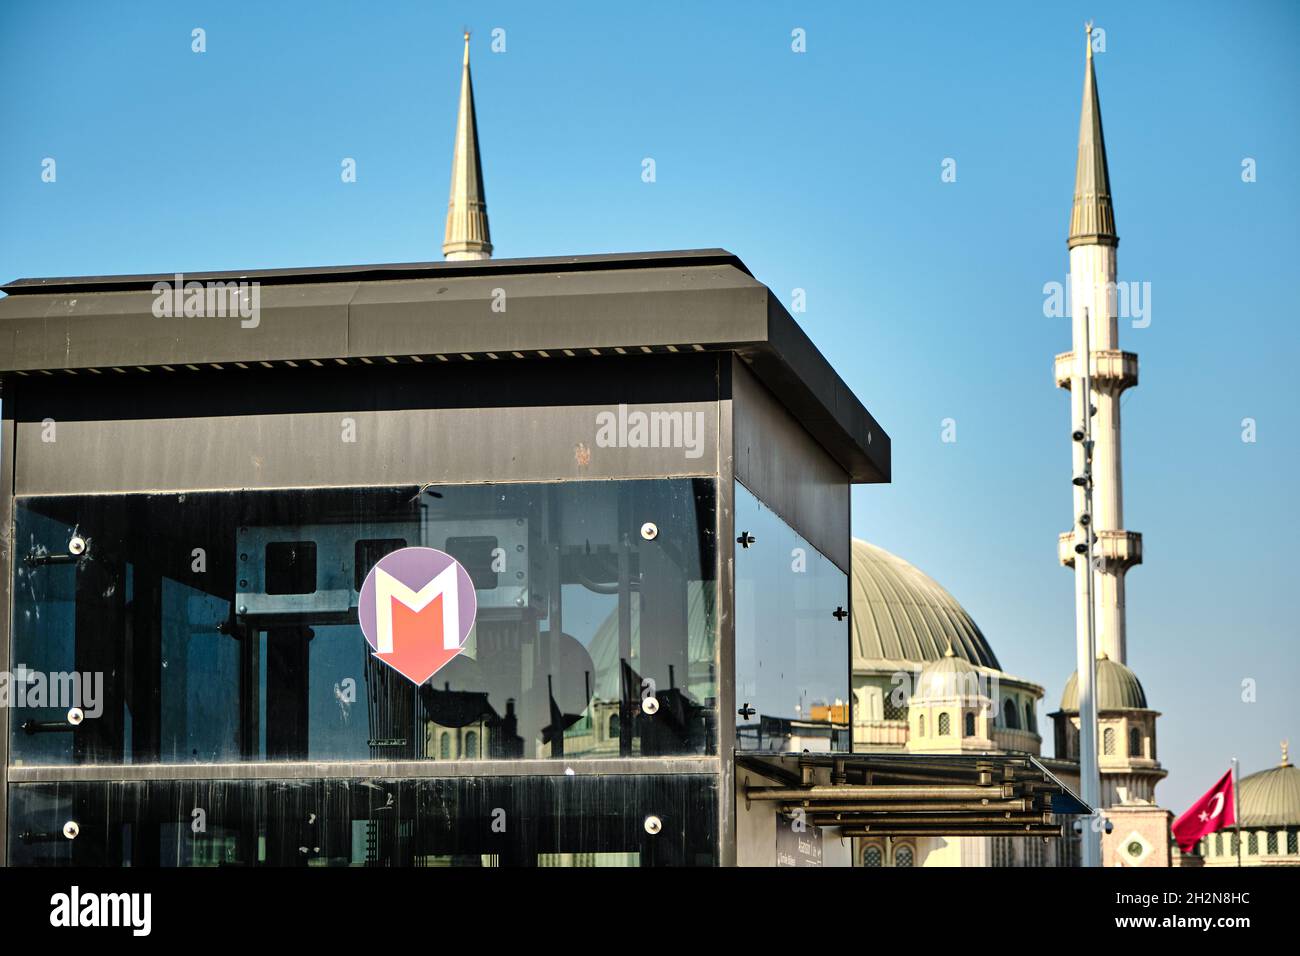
[1054,349,1139,391]
[1058,529,1143,569]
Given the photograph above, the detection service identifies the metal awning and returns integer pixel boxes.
[737,752,1091,838]
[0,248,890,484]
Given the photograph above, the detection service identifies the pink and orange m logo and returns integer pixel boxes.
[359,547,478,685]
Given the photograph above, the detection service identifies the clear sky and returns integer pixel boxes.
[1,0,1296,813]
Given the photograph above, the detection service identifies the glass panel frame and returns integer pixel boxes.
[8,478,718,767]
[733,480,850,753]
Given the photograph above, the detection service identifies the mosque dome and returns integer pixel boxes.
[1059,653,1148,711]
[914,647,985,702]
[851,539,1001,671]
[1238,750,1300,828]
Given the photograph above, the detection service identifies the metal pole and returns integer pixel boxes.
[1074,307,1102,866]
[1232,756,1242,867]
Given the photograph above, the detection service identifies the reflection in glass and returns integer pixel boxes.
[9,480,717,765]
[734,481,849,752]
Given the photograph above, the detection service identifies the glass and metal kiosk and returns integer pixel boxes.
[0,250,1084,866]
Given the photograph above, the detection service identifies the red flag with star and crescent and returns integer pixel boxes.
[1171,769,1235,852]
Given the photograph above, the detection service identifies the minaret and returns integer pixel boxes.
[1057,23,1140,664]
[442,31,492,261]
[1053,24,1168,869]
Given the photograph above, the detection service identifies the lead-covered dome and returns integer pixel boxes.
[851,539,1001,671]
[1239,755,1300,828]
[1059,653,1147,711]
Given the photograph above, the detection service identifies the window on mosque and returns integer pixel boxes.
[1288,830,1298,854]
[1103,728,1116,755]
[964,712,975,737]
[1215,832,1223,855]
[1231,832,1240,854]
[882,695,908,721]
[1129,727,1142,756]
[1025,701,1036,734]
[938,712,951,736]
[8,479,718,766]
[734,482,849,753]
[862,844,882,867]
[464,731,479,759]
[1248,832,1258,854]
[894,844,914,867]
[918,714,926,737]
[1002,698,1019,730]
[1267,831,1278,854]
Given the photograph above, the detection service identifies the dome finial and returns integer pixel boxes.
[1283,739,1292,768]
[943,639,955,658]
[1097,649,1108,660]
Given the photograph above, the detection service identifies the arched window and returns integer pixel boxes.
[882,694,908,721]
[862,845,883,867]
[964,712,975,737]
[1003,698,1019,730]
[938,712,951,736]
[608,714,620,740]
[893,844,914,868]
[1103,727,1116,755]
[917,714,926,737]
[464,731,479,759]
[1129,727,1142,757]
[1025,702,1036,733]
[1247,832,1258,855]
[439,732,451,759]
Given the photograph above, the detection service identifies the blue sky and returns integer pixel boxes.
[2,0,1297,813]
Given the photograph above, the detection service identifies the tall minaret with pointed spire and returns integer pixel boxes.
[1057,23,1140,665]
[443,31,492,260]
[1052,25,1170,868]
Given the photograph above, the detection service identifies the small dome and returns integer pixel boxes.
[1059,653,1148,711]
[851,539,1001,671]
[915,647,984,702]
[1238,750,1300,828]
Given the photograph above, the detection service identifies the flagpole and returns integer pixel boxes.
[1232,756,1241,867]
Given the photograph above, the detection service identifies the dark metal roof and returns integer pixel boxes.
[0,248,751,295]
[0,248,888,483]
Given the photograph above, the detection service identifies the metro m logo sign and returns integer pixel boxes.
[359,547,478,685]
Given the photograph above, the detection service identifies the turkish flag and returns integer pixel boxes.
[1171,769,1235,852]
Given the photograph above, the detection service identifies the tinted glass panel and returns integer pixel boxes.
[734,481,849,751]
[9,479,717,764]
[8,775,718,867]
